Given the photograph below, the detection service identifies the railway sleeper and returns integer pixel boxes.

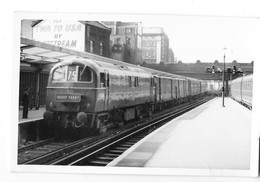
[96,156,115,161]
[88,160,108,166]
[109,149,124,154]
[120,144,133,147]
[103,153,119,157]
[114,146,128,150]
[124,142,136,145]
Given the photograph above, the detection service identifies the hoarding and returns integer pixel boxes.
[33,20,85,51]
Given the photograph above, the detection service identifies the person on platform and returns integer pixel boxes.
[22,88,30,119]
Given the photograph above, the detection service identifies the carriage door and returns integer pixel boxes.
[200,82,202,94]
[104,70,110,110]
[171,79,173,99]
[154,76,159,103]
[159,77,162,101]
[151,77,156,103]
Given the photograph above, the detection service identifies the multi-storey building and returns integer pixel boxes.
[102,21,143,64]
[168,48,176,64]
[142,27,169,64]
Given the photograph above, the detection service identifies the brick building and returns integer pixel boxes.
[102,21,143,64]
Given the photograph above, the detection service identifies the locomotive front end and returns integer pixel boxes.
[43,59,100,137]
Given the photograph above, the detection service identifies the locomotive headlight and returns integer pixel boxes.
[49,102,55,108]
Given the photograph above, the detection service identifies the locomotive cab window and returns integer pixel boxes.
[100,72,109,87]
[52,66,67,82]
[78,65,92,82]
[52,64,92,82]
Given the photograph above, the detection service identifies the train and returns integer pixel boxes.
[230,74,253,110]
[43,57,209,137]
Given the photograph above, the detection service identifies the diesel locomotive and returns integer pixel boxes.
[43,57,208,136]
[230,74,253,109]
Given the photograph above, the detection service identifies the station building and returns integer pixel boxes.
[20,20,111,108]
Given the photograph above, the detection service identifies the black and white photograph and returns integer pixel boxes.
[1,0,260,182]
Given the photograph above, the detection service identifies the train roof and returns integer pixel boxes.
[54,57,207,82]
[232,74,253,83]
[21,37,206,83]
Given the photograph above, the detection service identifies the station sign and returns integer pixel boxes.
[33,20,85,51]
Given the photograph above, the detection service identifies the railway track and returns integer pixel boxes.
[18,95,214,166]
[51,95,214,166]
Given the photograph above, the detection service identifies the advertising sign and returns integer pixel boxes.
[33,20,85,51]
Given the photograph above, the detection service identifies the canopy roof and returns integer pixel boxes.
[20,37,202,81]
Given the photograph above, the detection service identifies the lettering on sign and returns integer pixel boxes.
[56,93,81,102]
[33,20,85,51]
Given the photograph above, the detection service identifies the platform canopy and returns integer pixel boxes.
[20,37,120,65]
[20,37,201,81]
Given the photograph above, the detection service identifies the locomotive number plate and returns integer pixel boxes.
[56,93,81,102]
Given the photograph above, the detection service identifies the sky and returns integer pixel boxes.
[13,1,260,64]
[7,0,260,67]
[141,15,260,63]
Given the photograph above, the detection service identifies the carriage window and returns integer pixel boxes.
[151,77,155,87]
[100,73,105,87]
[128,76,132,87]
[52,66,67,82]
[134,77,139,87]
[78,66,92,82]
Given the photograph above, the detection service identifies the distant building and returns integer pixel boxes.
[142,27,169,64]
[102,21,143,64]
[168,48,175,64]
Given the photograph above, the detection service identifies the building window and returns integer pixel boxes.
[126,38,131,45]
[90,40,94,53]
[116,38,121,44]
[126,27,133,34]
[118,27,125,35]
[100,42,104,56]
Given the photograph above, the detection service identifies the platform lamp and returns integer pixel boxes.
[222,47,227,107]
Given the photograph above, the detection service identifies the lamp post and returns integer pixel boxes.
[222,47,227,107]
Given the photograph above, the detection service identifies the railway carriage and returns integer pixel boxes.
[44,57,209,135]
[230,74,253,109]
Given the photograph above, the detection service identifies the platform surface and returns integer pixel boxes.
[109,97,252,170]
[19,106,45,123]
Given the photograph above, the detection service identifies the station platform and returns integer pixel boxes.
[108,97,252,171]
[19,106,45,124]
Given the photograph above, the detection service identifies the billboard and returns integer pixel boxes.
[33,20,85,51]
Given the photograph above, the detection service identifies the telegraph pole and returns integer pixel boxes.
[222,48,226,107]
